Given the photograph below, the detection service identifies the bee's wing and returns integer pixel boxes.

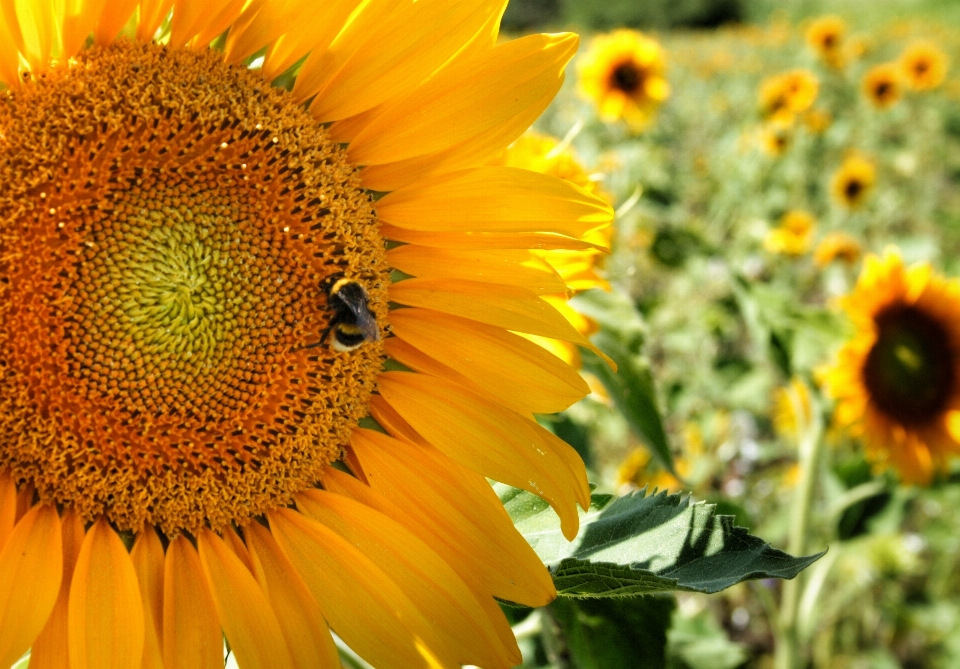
[336,288,381,341]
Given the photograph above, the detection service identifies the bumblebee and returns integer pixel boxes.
[300,277,380,352]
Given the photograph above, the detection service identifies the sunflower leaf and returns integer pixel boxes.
[573,289,675,476]
[498,485,824,597]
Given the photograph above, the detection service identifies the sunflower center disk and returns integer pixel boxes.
[863,305,956,425]
[612,62,642,93]
[0,42,388,535]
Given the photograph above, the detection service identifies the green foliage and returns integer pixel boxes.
[562,0,744,30]
[499,485,823,597]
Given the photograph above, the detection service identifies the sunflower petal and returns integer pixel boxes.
[163,536,222,669]
[389,279,612,369]
[347,33,577,166]
[0,470,15,552]
[0,15,19,87]
[62,0,105,58]
[244,523,341,669]
[259,0,364,80]
[93,0,139,46]
[376,167,612,238]
[268,507,456,669]
[136,0,175,42]
[29,511,85,669]
[297,488,519,668]
[378,371,586,538]
[197,529,294,669]
[169,0,246,49]
[67,517,145,669]
[388,308,589,413]
[378,225,609,252]
[387,247,568,295]
[12,0,58,70]
[326,438,555,607]
[306,0,505,122]
[130,527,165,669]
[0,504,62,669]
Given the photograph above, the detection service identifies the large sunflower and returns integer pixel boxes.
[0,2,614,668]
[820,252,960,484]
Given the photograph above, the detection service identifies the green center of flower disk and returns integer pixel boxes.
[0,41,389,536]
[863,305,957,425]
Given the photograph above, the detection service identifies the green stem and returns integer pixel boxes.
[774,386,824,669]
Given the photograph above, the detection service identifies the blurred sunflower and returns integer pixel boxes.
[803,108,833,134]
[764,210,816,255]
[772,379,813,437]
[806,15,846,68]
[491,131,613,367]
[0,2,613,668]
[815,232,862,267]
[900,41,949,91]
[760,122,793,157]
[831,154,876,210]
[758,69,820,124]
[862,63,902,109]
[820,252,960,483]
[577,29,671,133]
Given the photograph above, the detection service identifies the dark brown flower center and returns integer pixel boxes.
[863,305,956,426]
[611,62,643,94]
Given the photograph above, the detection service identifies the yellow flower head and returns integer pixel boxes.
[819,251,960,483]
[831,154,876,209]
[862,62,903,109]
[759,122,794,156]
[772,379,814,437]
[759,69,820,123]
[900,41,949,91]
[803,108,833,134]
[815,232,862,267]
[577,29,671,132]
[764,210,817,255]
[806,15,846,68]
[0,2,614,667]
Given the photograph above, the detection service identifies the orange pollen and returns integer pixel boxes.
[0,42,388,536]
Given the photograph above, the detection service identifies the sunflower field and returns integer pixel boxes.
[2,1,960,669]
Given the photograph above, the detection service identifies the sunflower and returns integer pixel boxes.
[758,69,820,124]
[803,108,832,134]
[577,29,671,133]
[831,154,876,210]
[900,41,949,91]
[0,3,614,668]
[806,15,846,68]
[490,130,612,368]
[763,210,816,256]
[862,62,902,109]
[815,232,862,267]
[820,252,960,483]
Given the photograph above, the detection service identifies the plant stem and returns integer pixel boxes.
[774,385,824,669]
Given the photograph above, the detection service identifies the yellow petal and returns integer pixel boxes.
[169,0,245,49]
[379,225,608,252]
[388,308,588,413]
[326,441,554,607]
[29,511,86,669]
[268,508,455,669]
[347,33,577,165]
[197,529,294,669]
[0,14,20,87]
[163,536,222,669]
[0,470,15,552]
[12,0,58,71]
[297,489,519,668]
[221,527,257,576]
[307,0,505,122]
[244,523,341,669]
[67,517,145,669]
[130,528,166,669]
[389,279,611,365]
[93,0,139,45]
[62,0,106,59]
[388,246,567,295]
[136,0,175,42]
[376,166,612,238]
[15,482,34,521]
[378,371,587,539]
[0,504,62,668]
[261,0,364,81]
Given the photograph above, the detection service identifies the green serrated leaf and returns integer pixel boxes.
[499,485,823,598]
